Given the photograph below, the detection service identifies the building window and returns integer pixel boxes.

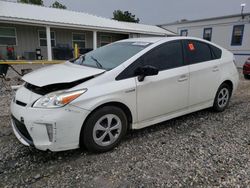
[180,30,188,36]
[231,25,244,46]
[0,27,17,46]
[38,30,56,47]
[203,28,212,41]
[100,35,112,46]
[72,33,85,48]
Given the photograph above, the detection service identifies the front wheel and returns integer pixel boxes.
[212,83,232,112]
[80,106,128,153]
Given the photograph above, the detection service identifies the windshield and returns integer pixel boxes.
[70,42,151,70]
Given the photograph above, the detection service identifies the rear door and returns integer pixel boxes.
[183,40,221,107]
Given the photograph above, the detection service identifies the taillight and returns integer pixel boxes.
[246,58,250,64]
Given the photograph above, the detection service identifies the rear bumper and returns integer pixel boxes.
[231,72,239,96]
[10,100,90,152]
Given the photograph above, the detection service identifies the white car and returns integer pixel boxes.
[11,37,239,152]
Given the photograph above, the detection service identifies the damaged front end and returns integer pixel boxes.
[21,62,106,96]
[11,76,94,151]
[11,62,106,151]
[24,76,94,95]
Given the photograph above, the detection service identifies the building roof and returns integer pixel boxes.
[0,1,175,36]
[160,13,250,26]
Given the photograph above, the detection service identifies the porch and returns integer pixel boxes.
[0,23,129,61]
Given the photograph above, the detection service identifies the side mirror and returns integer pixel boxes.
[135,65,159,82]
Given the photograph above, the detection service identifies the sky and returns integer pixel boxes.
[23,0,250,25]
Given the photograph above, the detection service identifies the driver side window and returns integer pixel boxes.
[141,40,183,71]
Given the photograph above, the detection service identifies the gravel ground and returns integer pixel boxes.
[0,66,250,187]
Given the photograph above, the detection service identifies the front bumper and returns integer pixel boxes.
[11,100,90,152]
[11,115,34,146]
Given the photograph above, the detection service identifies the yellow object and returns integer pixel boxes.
[0,60,64,65]
[74,43,79,58]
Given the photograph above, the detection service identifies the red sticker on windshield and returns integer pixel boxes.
[188,43,195,51]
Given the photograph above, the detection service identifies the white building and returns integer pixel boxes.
[160,13,250,67]
[0,1,174,61]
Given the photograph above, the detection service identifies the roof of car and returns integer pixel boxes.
[120,37,165,43]
[119,36,209,44]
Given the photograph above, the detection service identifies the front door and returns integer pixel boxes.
[135,41,189,122]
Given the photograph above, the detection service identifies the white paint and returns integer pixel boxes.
[22,62,105,87]
[11,85,22,90]
[11,37,239,151]
[93,31,97,50]
[46,26,52,61]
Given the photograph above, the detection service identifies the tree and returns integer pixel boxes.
[112,10,140,23]
[19,0,43,5]
[51,1,67,9]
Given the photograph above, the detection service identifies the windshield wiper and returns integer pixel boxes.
[91,56,103,69]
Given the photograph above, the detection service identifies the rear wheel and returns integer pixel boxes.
[244,74,250,80]
[81,106,127,153]
[212,83,232,112]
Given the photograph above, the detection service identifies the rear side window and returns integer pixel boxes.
[141,41,183,71]
[184,40,212,64]
[210,45,222,59]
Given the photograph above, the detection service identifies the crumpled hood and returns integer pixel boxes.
[22,62,105,87]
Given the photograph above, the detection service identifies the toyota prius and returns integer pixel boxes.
[11,37,239,152]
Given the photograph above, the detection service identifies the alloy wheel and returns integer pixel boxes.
[217,88,229,108]
[93,114,122,146]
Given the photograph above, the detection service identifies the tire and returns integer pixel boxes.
[212,83,232,112]
[80,106,128,153]
[244,74,250,80]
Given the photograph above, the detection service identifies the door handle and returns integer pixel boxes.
[178,75,188,82]
[212,66,219,72]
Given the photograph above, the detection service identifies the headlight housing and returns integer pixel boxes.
[32,89,87,108]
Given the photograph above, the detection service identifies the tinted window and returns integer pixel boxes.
[116,41,183,80]
[231,25,244,46]
[0,27,17,46]
[141,41,183,71]
[203,28,212,41]
[72,33,86,48]
[180,30,188,36]
[38,31,55,47]
[210,45,222,59]
[184,40,212,64]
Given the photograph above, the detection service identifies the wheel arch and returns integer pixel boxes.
[79,101,133,146]
[92,102,133,127]
[213,79,234,105]
[220,79,233,96]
